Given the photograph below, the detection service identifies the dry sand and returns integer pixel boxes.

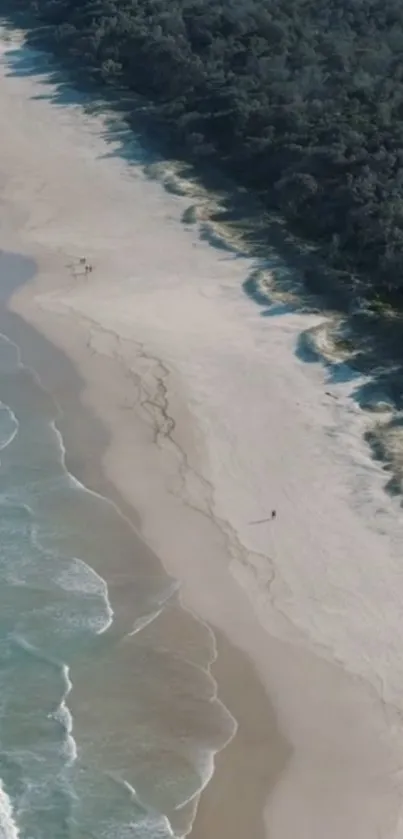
[1,24,403,839]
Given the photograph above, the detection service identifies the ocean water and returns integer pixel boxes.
[0,331,235,838]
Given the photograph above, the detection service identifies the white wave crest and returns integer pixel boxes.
[0,780,19,839]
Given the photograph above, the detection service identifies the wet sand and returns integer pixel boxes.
[191,630,289,839]
[1,24,403,839]
[0,289,290,839]
[3,265,403,839]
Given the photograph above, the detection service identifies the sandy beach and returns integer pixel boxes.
[1,24,403,839]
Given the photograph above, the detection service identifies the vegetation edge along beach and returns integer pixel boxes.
[3,0,403,496]
[4,0,403,311]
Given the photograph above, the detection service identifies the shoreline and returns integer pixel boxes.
[1,25,403,838]
[0,292,290,839]
[6,254,403,839]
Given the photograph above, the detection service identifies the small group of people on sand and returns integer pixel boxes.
[79,257,93,274]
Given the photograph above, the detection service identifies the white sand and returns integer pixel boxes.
[1,25,403,839]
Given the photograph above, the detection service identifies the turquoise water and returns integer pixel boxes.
[0,331,235,838]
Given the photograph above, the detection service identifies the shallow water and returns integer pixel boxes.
[0,331,235,838]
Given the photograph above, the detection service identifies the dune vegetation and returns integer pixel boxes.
[8,0,403,307]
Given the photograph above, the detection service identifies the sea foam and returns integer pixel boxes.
[0,781,19,839]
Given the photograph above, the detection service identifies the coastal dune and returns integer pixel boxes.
[0,25,403,839]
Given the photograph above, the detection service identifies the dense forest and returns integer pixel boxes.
[8,0,403,305]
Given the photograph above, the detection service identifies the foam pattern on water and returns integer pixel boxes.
[0,781,19,839]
